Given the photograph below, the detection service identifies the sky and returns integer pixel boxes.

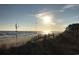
[0,4,79,31]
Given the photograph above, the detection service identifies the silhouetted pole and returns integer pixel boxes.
[15,24,18,44]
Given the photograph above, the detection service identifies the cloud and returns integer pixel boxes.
[59,4,79,12]
[35,11,56,31]
[71,15,79,24]
[34,10,68,31]
[72,15,79,19]
[62,5,76,9]
[35,11,56,25]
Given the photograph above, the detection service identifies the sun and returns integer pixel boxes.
[36,12,53,25]
[42,15,52,24]
[42,31,52,35]
[35,12,54,32]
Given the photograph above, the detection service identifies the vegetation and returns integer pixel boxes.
[0,23,79,55]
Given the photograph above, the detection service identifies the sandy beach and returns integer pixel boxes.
[0,34,37,49]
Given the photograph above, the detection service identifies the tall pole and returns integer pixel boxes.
[15,24,18,40]
[15,23,18,46]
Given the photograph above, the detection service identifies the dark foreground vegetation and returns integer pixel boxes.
[0,23,79,55]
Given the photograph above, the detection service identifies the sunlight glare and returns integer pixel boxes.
[42,31,52,35]
[42,15,52,24]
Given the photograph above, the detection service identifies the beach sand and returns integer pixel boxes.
[0,35,36,49]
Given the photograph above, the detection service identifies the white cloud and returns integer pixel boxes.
[59,9,64,12]
[63,5,76,9]
[37,8,49,13]
[72,15,79,19]
[35,10,68,31]
[59,4,79,12]
[35,11,56,25]
[71,15,79,24]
